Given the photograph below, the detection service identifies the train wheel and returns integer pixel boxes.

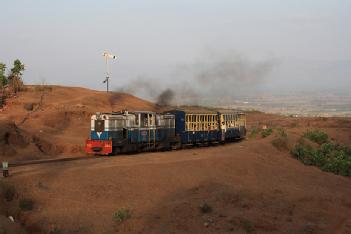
[112,147,121,155]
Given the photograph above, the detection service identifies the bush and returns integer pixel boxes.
[291,140,351,176]
[1,183,16,202]
[261,128,273,138]
[19,198,34,211]
[304,130,329,144]
[34,85,52,92]
[271,128,288,150]
[112,208,130,222]
[291,142,314,165]
[199,203,212,213]
[241,220,255,233]
[249,127,259,138]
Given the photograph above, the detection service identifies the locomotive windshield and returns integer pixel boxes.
[95,120,104,132]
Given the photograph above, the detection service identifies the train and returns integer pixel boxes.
[85,108,246,155]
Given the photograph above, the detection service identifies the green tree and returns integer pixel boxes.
[8,59,25,93]
[0,63,7,87]
[10,59,25,78]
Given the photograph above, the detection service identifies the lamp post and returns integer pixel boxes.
[102,51,117,92]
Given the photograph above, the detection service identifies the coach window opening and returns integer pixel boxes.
[191,115,195,131]
[198,115,201,131]
[194,115,197,131]
[199,115,202,131]
[214,115,217,130]
[193,115,195,131]
[156,115,160,127]
[191,115,193,131]
[187,116,189,131]
[201,115,205,131]
[141,113,148,127]
[206,115,209,131]
[135,114,140,127]
[212,115,215,130]
[187,115,191,131]
[202,115,205,131]
[148,114,153,127]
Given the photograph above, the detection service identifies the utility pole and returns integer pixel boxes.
[102,51,117,92]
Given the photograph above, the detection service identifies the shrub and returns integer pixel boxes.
[261,128,273,138]
[291,142,315,165]
[112,208,130,222]
[19,198,34,211]
[1,183,16,202]
[34,85,52,92]
[249,127,259,138]
[320,142,334,155]
[304,130,329,144]
[241,220,255,233]
[271,128,288,150]
[199,203,212,213]
[291,140,351,176]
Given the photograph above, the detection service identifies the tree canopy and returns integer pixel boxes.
[0,63,7,87]
[10,59,25,78]
[0,59,25,90]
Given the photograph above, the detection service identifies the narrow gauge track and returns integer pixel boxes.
[9,155,100,167]
[8,139,246,168]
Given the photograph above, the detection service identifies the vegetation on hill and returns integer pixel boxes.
[0,63,7,87]
[0,59,25,92]
[292,130,351,176]
[303,129,329,144]
[271,128,288,150]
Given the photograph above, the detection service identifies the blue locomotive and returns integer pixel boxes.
[85,109,246,155]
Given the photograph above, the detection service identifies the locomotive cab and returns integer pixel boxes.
[85,111,176,155]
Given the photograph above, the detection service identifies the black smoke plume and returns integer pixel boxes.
[156,88,175,106]
[115,51,275,105]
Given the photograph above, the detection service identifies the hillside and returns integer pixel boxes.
[0,85,350,233]
[0,85,156,161]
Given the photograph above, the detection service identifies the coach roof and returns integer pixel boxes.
[167,107,217,114]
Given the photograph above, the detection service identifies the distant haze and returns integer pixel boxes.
[1,0,350,103]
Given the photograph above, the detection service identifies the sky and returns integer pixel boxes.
[1,0,350,100]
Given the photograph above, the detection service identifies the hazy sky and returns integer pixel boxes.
[1,0,350,98]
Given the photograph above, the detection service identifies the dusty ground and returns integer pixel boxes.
[0,86,350,233]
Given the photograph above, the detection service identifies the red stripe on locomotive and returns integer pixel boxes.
[85,139,112,155]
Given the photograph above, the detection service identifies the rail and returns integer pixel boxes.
[8,156,99,167]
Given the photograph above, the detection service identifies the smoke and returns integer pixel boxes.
[190,52,274,96]
[115,51,275,106]
[197,56,272,85]
[115,76,159,99]
[113,76,177,106]
[156,88,175,106]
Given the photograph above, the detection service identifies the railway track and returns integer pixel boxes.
[8,155,100,167]
[7,138,245,168]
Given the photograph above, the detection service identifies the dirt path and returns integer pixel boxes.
[5,138,351,234]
